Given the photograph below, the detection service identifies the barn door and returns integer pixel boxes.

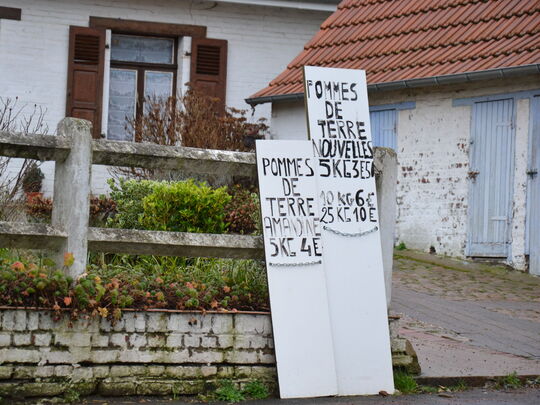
[527,96,540,275]
[467,98,515,257]
[370,109,397,150]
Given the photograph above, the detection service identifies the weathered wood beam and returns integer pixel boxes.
[87,227,264,260]
[92,140,257,179]
[0,132,71,161]
[0,132,258,182]
[0,222,67,250]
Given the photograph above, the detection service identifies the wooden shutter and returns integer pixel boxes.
[190,38,228,111]
[66,26,105,139]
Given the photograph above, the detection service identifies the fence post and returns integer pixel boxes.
[52,118,92,279]
[374,147,398,308]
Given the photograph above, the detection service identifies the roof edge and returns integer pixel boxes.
[246,64,540,106]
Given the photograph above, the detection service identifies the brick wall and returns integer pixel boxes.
[0,309,277,398]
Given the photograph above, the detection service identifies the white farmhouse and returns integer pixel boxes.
[0,0,338,191]
[246,0,540,274]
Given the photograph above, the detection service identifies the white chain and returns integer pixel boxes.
[323,225,378,237]
[269,260,322,267]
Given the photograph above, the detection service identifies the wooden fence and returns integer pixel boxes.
[0,118,397,301]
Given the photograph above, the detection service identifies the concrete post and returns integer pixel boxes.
[374,147,398,307]
[52,118,92,279]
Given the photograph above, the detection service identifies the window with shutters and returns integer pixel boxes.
[107,34,177,141]
[68,20,228,141]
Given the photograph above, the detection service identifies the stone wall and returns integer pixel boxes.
[0,309,416,399]
[0,309,276,398]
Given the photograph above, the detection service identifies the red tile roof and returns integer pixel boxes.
[249,0,540,102]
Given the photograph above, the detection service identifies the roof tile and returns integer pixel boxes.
[250,0,540,100]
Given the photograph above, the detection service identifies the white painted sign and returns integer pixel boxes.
[256,140,337,399]
[304,66,394,395]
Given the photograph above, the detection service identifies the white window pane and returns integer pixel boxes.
[144,71,173,99]
[111,34,174,64]
[108,69,137,141]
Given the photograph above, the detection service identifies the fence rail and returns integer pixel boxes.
[0,117,396,301]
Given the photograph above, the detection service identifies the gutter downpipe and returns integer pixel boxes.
[245,64,540,106]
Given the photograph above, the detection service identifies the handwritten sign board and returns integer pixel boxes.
[304,66,394,395]
[256,140,337,399]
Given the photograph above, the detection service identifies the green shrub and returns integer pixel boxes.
[140,179,230,233]
[25,194,116,226]
[225,185,261,235]
[107,178,156,229]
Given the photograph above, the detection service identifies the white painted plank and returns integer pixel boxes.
[256,140,338,399]
[304,66,394,396]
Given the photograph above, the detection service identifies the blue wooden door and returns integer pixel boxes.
[370,109,397,150]
[527,96,540,275]
[467,98,515,257]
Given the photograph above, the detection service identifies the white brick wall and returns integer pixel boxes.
[0,0,329,194]
[269,76,540,270]
[0,309,277,397]
[369,77,538,270]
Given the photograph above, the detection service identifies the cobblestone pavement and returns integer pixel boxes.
[391,250,540,377]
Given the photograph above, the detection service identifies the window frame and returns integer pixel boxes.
[109,33,178,131]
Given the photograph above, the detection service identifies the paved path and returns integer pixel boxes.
[393,288,540,358]
[391,250,540,377]
[80,388,540,405]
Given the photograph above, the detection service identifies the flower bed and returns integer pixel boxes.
[0,250,269,322]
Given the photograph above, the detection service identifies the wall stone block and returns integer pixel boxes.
[13,333,31,346]
[0,332,11,346]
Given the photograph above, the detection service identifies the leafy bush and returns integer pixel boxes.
[25,193,52,222]
[107,178,156,229]
[88,196,117,226]
[25,194,116,226]
[140,180,230,233]
[0,249,269,321]
[224,185,260,235]
[108,178,231,234]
